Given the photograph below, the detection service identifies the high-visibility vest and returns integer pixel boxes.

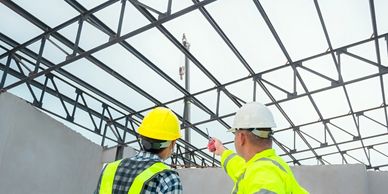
[98,160,170,194]
[221,149,309,194]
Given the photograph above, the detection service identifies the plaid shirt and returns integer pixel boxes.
[95,151,182,194]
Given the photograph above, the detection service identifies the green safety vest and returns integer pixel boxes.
[221,149,309,194]
[98,160,170,194]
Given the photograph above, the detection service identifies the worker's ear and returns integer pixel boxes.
[240,132,247,146]
[170,140,176,149]
[235,131,245,146]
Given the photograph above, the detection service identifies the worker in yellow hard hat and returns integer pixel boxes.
[94,107,183,194]
[209,102,309,194]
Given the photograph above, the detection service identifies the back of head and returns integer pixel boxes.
[138,107,181,153]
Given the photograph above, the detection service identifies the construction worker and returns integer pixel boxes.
[209,102,308,194]
[94,107,182,194]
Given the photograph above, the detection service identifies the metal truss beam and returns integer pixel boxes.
[1,0,388,168]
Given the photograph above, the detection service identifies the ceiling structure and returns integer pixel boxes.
[1,0,388,170]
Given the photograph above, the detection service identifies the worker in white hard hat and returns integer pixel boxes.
[94,107,183,194]
[209,102,308,194]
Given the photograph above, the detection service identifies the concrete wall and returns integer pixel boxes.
[367,171,388,194]
[292,164,368,194]
[178,167,234,194]
[101,146,137,164]
[2,92,388,194]
[0,92,102,194]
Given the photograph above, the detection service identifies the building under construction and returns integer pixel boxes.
[1,0,388,193]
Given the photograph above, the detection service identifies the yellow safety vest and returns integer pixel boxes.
[98,160,170,194]
[221,149,309,194]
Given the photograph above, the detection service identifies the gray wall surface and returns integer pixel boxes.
[292,164,368,194]
[367,171,388,194]
[2,92,388,194]
[0,92,102,194]
[178,167,234,194]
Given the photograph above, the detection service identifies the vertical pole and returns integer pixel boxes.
[182,33,191,162]
[0,55,12,89]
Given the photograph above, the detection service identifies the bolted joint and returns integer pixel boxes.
[45,73,54,79]
[29,71,37,77]
[356,112,364,117]
[218,86,225,92]
[336,48,347,55]
[45,33,51,39]
[66,115,74,122]
[320,142,328,147]
[287,92,297,98]
[80,14,88,22]
[75,88,83,95]
[379,67,388,73]
[33,100,42,108]
[253,73,261,80]
[331,80,340,87]
[109,35,116,42]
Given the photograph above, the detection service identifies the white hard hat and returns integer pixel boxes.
[228,102,276,133]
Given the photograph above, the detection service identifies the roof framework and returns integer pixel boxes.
[1,0,388,169]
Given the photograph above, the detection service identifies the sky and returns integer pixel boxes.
[1,0,388,168]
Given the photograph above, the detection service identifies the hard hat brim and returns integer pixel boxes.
[227,128,237,133]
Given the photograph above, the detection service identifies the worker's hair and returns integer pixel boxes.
[140,135,169,154]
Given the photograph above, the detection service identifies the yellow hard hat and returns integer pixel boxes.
[138,107,181,140]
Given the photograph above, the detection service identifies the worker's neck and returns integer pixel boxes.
[244,145,271,161]
[158,149,169,160]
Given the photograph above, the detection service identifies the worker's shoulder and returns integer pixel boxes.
[149,169,182,186]
[158,169,181,182]
[248,157,289,173]
[159,168,180,178]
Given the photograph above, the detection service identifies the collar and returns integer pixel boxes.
[136,151,162,161]
[246,148,276,166]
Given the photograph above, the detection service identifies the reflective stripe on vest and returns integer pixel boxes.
[257,158,286,173]
[98,161,169,194]
[127,162,170,193]
[232,172,245,194]
[99,159,122,194]
[223,153,237,175]
[232,157,287,194]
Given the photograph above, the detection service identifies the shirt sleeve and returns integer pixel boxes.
[220,150,246,182]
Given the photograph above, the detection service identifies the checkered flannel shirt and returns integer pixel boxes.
[94,151,182,194]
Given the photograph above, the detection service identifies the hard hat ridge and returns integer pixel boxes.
[229,102,276,132]
[138,107,181,141]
